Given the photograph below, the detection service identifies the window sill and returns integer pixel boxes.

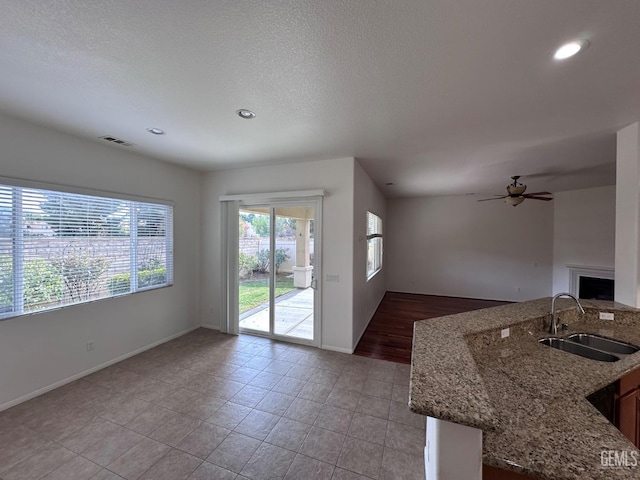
[366,268,382,282]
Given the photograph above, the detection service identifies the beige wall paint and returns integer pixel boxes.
[615,122,640,307]
[200,158,356,352]
[386,195,553,301]
[0,113,202,408]
[552,186,615,294]
[352,160,386,350]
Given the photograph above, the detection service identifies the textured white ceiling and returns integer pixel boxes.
[0,0,637,197]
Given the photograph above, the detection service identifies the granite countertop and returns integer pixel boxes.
[409,297,640,480]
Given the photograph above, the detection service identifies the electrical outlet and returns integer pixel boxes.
[501,328,510,339]
[599,312,614,321]
[87,341,94,352]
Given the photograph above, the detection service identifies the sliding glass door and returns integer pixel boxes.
[237,200,319,345]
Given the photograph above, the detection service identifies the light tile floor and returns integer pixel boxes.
[0,329,426,480]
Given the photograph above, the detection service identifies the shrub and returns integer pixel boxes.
[275,248,289,272]
[138,268,166,288]
[239,253,257,279]
[252,248,289,274]
[24,259,64,309]
[107,267,167,295]
[0,256,64,312]
[0,257,13,312]
[139,256,163,271]
[107,273,130,295]
[51,245,109,302]
[254,250,270,273]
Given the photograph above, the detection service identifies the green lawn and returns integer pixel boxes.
[239,274,295,314]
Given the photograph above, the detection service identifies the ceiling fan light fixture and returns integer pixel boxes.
[507,184,526,195]
[505,196,525,207]
[506,175,526,195]
[478,176,552,206]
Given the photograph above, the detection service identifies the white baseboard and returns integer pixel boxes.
[321,344,354,354]
[351,326,368,353]
[200,323,220,331]
[0,324,201,412]
[351,294,385,352]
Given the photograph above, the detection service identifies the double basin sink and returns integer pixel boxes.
[539,333,640,362]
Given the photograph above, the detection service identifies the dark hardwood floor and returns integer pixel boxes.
[354,291,511,364]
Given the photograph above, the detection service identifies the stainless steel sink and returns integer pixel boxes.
[566,333,640,356]
[539,337,619,362]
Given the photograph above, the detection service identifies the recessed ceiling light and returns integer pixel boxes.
[553,40,589,60]
[236,109,256,119]
[146,127,165,135]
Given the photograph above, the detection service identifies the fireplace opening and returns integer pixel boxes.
[578,276,614,301]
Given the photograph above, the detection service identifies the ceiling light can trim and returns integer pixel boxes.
[553,40,589,60]
[146,127,165,135]
[236,109,256,119]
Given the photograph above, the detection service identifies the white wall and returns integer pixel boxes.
[200,158,355,352]
[552,186,616,294]
[352,160,386,349]
[0,113,201,408]
[615,122,640,307]
[386,195,553,301]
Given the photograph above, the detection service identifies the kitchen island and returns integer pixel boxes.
[410,297,640,479]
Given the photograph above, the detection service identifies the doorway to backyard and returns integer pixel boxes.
[235,199,321,346]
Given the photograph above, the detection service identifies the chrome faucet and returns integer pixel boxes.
[550,292,585,335]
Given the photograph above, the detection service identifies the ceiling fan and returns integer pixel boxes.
[478,176,553,206]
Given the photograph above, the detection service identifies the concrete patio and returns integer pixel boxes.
[239,287,314,339]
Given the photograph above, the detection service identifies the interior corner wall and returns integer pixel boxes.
[552,186,616,294]
[0,113,202,409]
[200,157,356,353]
[352,161,386,350]
[386,195,553,302]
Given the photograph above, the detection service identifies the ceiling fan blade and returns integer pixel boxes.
[523,191,552,196]
[524,196,553,201]
[477,196,508,202]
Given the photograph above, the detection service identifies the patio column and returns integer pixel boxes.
[293,218,313,288]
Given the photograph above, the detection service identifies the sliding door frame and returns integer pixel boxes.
[220,191,323,347]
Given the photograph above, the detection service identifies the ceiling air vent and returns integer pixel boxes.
[99,135,136,147]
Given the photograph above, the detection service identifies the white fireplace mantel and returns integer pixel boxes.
[567,264,615,297]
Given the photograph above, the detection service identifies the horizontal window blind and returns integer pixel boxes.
[0,183,173,320]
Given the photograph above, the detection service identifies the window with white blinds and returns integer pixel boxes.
[0,183,173,320]
[366,211,383,279]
